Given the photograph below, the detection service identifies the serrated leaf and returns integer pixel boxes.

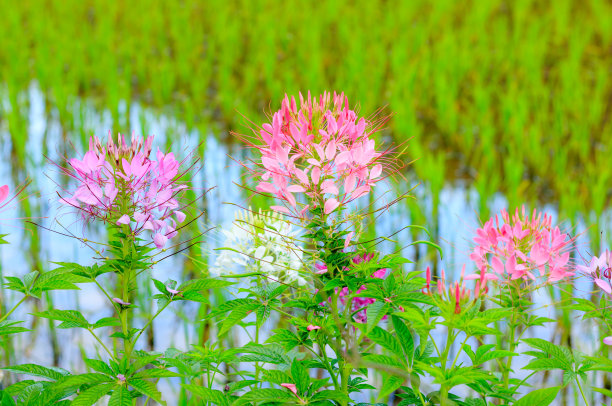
[108,385,132,406]
[183,385,228,406]
[2,364,69,381]
[71,383,115,406]
[366,326,404,361]
[32,309,90,329]
[128,379,164,404]
[514,386,560,406]
[366,301,388,332]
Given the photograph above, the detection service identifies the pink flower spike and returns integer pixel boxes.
[344,232,354,248]
[324,198,340,214]
[604,337,612,345]
[116,214,131,225]
[307,325,321,331]
[281,383,298,396]
[0,185,8,204]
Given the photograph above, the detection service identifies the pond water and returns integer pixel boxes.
[0,84,607,404]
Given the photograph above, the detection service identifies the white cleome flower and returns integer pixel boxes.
[212,209,306,285]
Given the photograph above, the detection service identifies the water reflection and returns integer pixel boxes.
[0,84,604,404]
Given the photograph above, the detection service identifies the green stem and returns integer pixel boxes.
[0,295,27,323]
[503,311,518,390]
[439,327,455,405]
[576,378,590,406]
[132,300,170,345]
[87,328,115,360]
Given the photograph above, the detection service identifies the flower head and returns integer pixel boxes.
[213,209,306,285]
[60,133,189,249]
[578,250,612,296]
[245,91,393,217]
[470,206,574,284]
[423,267,479,314]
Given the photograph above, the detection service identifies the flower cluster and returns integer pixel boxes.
[247,91,392,217]
[423,267,478,314]
[213,209,306,285]
[60,134,187,248]
[470,207,574,283]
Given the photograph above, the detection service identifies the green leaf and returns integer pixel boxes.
[2,364,69,381]
[108,385,132,406]
[291,359,309,395]
[514,386,560,406]
[0,320,30,337]
[366,301,388,332]
[391,316,414,363]
[71,383,115,406]
[182,385,228,406]
[84,359,114,376]
[179,278,234,292]
[378,375,404,399]
[310,390,351,402]
[32,309,90,329]
[235,388,294,404]
[92,317,120,329]
[366,326,404,361]
[128,379,164,404]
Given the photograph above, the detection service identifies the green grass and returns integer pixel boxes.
[2,0,610,221]
[0,0,610,226]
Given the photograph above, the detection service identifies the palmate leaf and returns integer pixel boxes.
[108,385,133,406]
[365,326,405,361]
[183,385,229,406]
[0,320,30,336]
[514,386,560,406]
[31,309,90,329]
[235,388,295,405]
[291,359,310,395]
[2,364,69,381]
[71,383,115,406]
[128,379,164,404]
[365,301,389,333]
[310,390,351,402]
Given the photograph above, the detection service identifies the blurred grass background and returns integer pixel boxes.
[1,0,610,221]
[0,1,610,403]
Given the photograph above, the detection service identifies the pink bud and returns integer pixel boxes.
[281,383,298,396]
[307,325,321,331]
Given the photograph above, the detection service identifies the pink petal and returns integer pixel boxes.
[153,233,168,249]
[604,337,612,345]
[344,232,354,248]
[116,214,131,225]
[307,325,321,331]
[370,164,383,179]
[595,278,612,295]
[271,205,292,214]
[0,185,9,204]
[324,198,340,214]
[491,257,504,274]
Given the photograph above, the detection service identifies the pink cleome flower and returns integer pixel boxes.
[59,133,188,249]
[470,207,574,284]
[578,250,612,296]
[244,91,393,217]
